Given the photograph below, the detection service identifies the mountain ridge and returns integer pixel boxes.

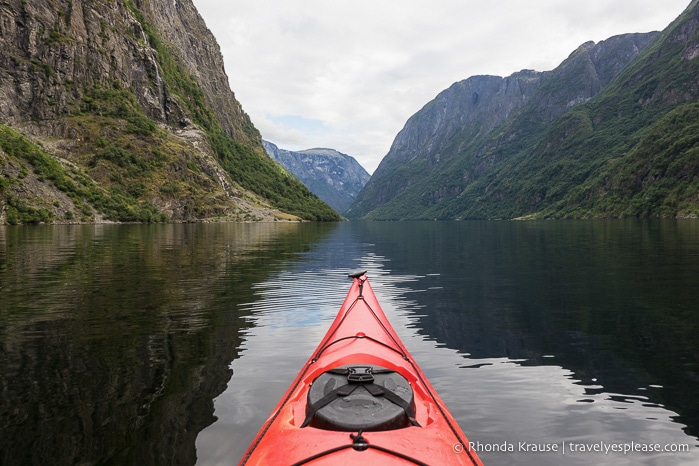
[263,141,370,214]
[347,4,699,220]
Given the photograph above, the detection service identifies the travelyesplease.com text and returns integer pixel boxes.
[454,440,691,455]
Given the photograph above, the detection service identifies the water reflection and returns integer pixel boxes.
[345,220,699,465]
[198,220,698,466]
[0,223,337,465]
[2,220,698,466]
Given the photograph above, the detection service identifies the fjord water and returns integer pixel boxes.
[1,221,698,465]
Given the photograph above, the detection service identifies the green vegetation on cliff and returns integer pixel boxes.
[545,103,699,218]
[0,124,168,224]
[129,3,339,222]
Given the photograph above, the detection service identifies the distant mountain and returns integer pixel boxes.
[347,0,699,220]
[263,141,370,214]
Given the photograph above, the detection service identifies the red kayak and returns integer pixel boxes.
[240,271,484,465]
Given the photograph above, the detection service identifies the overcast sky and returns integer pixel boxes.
[191,0,690,174]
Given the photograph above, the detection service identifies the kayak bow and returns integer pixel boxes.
[240,271,483,465]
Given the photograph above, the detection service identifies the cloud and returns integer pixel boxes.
[192,0,691,173]
[260,114,330,149]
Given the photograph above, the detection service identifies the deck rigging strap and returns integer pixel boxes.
[290,431,429,466]
[311,333,407,363]
[313,289,410,363]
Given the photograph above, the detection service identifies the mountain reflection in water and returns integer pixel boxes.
[0,223,334,465]
[1,220,698,466]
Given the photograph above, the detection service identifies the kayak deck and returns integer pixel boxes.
[240,272,483,465]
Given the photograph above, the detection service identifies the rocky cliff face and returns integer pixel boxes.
[263,141,370,214]
[2,0,170,128]
[346,27,690,220]
[0,0,338,224]
[132,0,260,146]
[356,70,547,213]
[0,0,257,143]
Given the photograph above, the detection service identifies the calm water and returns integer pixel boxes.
[1,220,698,465]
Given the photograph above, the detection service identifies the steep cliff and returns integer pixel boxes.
[347,7,699,220]
[0,0,339,223]
[347,70,547,217]
[263,141,370,214]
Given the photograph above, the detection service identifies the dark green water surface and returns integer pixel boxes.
[1,221,698,465]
